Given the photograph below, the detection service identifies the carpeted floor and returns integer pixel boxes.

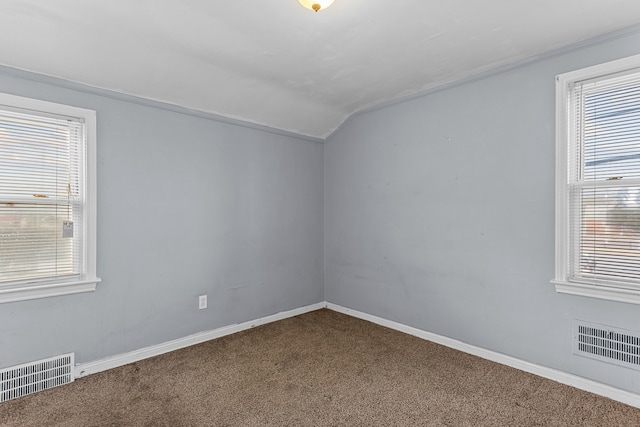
[1,309,640,426]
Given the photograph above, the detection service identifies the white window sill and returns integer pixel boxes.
[0,278,101,303]
[552,280,640,305]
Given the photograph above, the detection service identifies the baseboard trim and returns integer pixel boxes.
[74,300,640,409]
[75,302,325,378]
[325,302,640,409]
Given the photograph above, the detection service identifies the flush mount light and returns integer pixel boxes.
[298,0,335,12]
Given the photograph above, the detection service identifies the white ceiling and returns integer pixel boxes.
[1,1,639,139]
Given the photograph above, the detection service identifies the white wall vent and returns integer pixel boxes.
[0,353,74,402]
[573,320,640,370]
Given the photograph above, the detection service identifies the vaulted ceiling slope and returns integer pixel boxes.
[1,1,640,139]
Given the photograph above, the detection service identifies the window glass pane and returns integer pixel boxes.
[0,203,74,282]
[0,113,74,198]
[577,185,640,282]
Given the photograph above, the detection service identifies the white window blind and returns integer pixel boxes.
[0,106,85,284]
[568,69,640,287]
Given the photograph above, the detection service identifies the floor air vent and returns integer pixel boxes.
[573,321,640,370]
[1,353,74,402]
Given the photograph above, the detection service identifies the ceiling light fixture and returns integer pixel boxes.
[298,0,335,12]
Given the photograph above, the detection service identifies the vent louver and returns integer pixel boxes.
[1,353,74,402]
[573,321,640,370]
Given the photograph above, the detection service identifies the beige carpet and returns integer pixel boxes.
[1,309,639,426]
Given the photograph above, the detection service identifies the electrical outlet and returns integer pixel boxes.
[198,295,207,310]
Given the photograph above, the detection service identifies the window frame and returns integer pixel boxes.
[0,93,100,303]
[553,54,640,304]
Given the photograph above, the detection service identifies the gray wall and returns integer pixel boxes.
[0,71,324,367]
[325,29,640,394]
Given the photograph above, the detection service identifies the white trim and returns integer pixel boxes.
[552,53,640,304]
[84,108,98,289]
[74,302,325,378]
[0,92,101,304]
[556,53,640,84]
[74,300,640,409]
[0,278,100,304]
[553,280,640,305]
[325,303,640,409]
[554,72,570,287]
[0,91,95,118]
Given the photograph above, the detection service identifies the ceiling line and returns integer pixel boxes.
[1,23,638,145]
[326,23,640,142]
[0,64,325,144]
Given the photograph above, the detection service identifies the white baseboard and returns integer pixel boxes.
[75,302,325,378]
[75,300,640,409]
[326,302,640,409]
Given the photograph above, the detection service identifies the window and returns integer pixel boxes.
[553,54,640,304]
[0,93,99,303]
